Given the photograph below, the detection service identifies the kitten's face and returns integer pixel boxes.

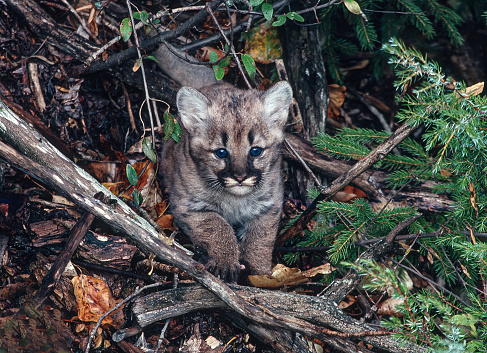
[197,121,280,196]
[177,82,292,196]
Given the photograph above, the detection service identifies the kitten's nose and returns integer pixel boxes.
[234,175,247,184]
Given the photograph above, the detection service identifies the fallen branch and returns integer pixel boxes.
[127,284,394,352]
[31,193,102,308]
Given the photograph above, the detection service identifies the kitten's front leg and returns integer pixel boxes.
[178,212,241,282]
[239,208,281,275]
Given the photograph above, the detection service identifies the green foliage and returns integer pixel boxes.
[320,0,471,82]
[210,51,231,80]
[241,54,256,79]
[162,111,181,142]
[126,164,138,186]
[120,18,132,42]
[262,3,274,21]
[142,137,157,163]
[290,38,487,351]
[272,12,304,27]
[284,198,420,264]
[312,127,433,187]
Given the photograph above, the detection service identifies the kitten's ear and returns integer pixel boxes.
[262,81,293,130]
[177,87,210,133]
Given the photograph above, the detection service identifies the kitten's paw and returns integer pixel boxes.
[205,258,241,283]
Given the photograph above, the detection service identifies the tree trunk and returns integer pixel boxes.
[280,23,329,201]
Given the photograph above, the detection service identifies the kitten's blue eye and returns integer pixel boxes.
[215,148,228,158]
[250,147,263,157]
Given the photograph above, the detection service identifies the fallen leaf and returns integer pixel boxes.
[157,214,175,230]
[338,295,356,309]
[248,264,307,288]
[72,274,115,326]
[377,297,405,317]
[245,22,282,64]
[332,185,366,203]
[327,84,346,119]
[463,82,484,97]
[301,263,335,277]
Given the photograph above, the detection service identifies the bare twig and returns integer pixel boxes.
[125,0,156,148]
[121,82,136,131]
[206,3,252,89]
[60,0,101,44]
[83,0,223,74]
[284,138,322,188]
[27,61,46,112]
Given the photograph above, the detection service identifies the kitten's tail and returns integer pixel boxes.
[154,43,217,90]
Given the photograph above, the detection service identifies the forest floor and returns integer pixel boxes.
[1,1,487,353]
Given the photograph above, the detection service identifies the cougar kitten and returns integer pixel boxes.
[162,81,292,282]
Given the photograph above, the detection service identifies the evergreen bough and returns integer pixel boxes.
[288,38,487,351]
[321,0,472,82]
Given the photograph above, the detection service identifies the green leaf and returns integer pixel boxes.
[171,121,181,143]
[209,51,218,63]
[163,111,175,141]
[262,3,274,21]
[218,56,230,68]
[142,137,157,163]
[241,54,256,79]
[126,164,138,186]
[132,189,143,206]
[133,11,149,24]
[213,65,225,80]
[286,12,304,22]
[249,0,264,7]
[145,55,159,63]
[343,0,362,15]
[272,15,287,27]
[120,18,132,42]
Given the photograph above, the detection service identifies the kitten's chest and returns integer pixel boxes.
[210,190,275,228]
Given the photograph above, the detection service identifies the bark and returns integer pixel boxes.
[280,24,328,140]
[129,285,390,353]
[279,23,329,202]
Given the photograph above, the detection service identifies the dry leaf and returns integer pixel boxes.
[157,214,175,230]
[72,274,115,326]
[327,84,346,119]
[338,295,356,309]
[440,169,452,177]
[332,191,358,203]
[343,59,369,72]
[301,263,335,277]
[332,185,366,203]
[463,82,484,97]
[248,264,307,288]
[377,297,405,317]
[205,336,222,349]
[469,182,479,219]
[132,59,140,72]
[245,22,282,64]
[459,262,472,279]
